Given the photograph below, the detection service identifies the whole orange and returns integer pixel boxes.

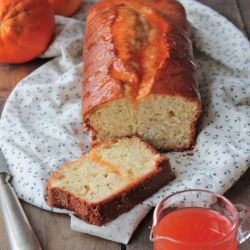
[0,0,55,64]
[48,0,82,17]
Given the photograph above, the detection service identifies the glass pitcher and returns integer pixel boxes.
[150,189,250,250]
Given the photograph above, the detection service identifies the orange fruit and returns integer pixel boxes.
[0,0,55,64]
[48,0,82,17]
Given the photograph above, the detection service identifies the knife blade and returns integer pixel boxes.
[0,149,42,250]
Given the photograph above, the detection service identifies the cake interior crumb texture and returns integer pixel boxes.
[88,95,199,150]
[51,137,164,203]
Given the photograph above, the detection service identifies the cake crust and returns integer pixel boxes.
[82,0,201,116]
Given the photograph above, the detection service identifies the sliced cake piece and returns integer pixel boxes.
[47,137,175,225]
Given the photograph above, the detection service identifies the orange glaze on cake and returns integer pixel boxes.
[110,3,168,101]
[82,0,199,116]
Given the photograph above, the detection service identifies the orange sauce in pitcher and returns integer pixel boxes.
[154,208,238,250]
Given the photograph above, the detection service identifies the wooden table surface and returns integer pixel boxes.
[0,0,250,249]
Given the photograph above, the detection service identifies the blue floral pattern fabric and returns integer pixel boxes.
[0,0,249,244]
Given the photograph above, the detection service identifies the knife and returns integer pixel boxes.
[0,149,42,250]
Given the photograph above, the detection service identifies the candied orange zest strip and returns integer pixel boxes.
[90,150,121,176]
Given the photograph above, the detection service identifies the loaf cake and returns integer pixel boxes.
[47,137,175,225]
[82,0,202,151]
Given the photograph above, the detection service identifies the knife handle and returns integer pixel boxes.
[0,174,42,250]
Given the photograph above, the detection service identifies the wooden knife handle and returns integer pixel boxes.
[0,174,42,250]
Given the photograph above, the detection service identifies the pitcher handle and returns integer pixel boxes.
[235,204,250,245]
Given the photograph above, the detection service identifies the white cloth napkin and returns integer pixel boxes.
[0,0,249,244]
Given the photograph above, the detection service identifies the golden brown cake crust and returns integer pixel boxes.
[47,137,175,226]
[82,0,200,117]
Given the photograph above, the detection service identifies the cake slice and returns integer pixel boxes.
[47,137,175,225]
